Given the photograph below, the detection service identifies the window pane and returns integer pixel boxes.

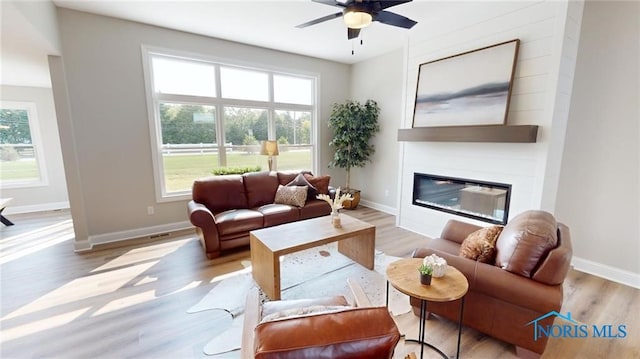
[0,107,41,184]
[223,107,267,170]
[220,67,268,101]
[159,103,217,192]
[277,146,312,172]
[275,110,312,171]
[274,75,312,105]
[275,110,312,145]
[152,57,216,97]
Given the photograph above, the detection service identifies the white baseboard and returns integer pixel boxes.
[74,238,92,252]
[359,199,397,215]
[75,220,193,252]
[572,256,640,289]
[5,201,70,215]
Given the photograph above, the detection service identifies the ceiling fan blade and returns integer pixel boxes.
[377,0,413,10]
[347,28,360,40]
[312,0,348,8]
[296,12,343,28]
[374,10,417,29]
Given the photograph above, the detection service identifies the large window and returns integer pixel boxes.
[0,101,47,188]
[143,48,316,199]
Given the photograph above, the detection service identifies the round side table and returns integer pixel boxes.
[386,258,469,359]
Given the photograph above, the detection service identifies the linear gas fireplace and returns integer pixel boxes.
[413,173,511,225]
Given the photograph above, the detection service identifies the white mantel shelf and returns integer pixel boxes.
[397,125,539,143]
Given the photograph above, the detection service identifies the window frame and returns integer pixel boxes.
[0,100,49,189]
[141,46,318,202]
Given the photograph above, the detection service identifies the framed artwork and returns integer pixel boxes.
[412,39,520,127]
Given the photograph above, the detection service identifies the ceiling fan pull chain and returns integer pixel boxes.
[352,39,355,55]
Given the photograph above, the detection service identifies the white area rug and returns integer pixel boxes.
[188,243,410,356]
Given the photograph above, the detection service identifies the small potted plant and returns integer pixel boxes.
[418,264,434,285]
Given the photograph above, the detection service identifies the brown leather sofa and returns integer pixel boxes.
[411,210,572,357]
[188,171,331,259]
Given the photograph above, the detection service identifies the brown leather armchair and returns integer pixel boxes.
[241,279,401,359]
[411,210,572,357]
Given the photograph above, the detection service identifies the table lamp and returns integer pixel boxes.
[260,140,279,171]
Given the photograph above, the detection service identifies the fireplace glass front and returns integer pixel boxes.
[412,173,511,225]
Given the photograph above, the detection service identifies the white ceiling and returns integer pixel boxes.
[2,0,444,88]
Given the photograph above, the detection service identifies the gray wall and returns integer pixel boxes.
[54,8,350,249]
[1,85,69,213]
[349,48,405,214]
[556,0,640,282]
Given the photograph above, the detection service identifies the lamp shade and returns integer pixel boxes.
[343,9,372,29]
[260,140,279,156]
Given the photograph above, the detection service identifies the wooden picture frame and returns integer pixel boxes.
[412,39,520,127]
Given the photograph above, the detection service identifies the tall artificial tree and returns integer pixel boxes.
[328,99,380,189]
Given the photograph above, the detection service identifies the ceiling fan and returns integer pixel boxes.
[296,0,418,40]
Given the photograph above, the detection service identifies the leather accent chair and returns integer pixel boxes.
[411,210,572,358]
[241,279,401,359]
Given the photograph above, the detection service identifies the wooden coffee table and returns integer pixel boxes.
[386,258,468,359]
[250,214,375,300]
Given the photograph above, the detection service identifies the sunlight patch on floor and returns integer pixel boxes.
[1,261,158,321]
[92,290,157,316]
[0,219,74,265]
[0,307,91,342]
[90,238,191,273]
[209,266,251,284]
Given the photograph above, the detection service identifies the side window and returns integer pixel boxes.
[0,101,47,188]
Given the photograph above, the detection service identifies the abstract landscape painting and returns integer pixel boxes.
[413,39,520,127]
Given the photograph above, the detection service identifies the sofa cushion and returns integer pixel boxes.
[214,209,264,236]
[459,225,503,263]
[277,171,300,186]
[274,185,307,207]
[303,174,331,195]
[299,199,332,219]
[244,171,279,208]
[495,210,558,277]
[193,175,248,213]
[287,173,317,201]
[257,203,300,227]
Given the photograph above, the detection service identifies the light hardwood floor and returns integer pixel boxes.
[0,208,638,358]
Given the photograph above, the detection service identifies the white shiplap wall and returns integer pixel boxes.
[397,1,584,238]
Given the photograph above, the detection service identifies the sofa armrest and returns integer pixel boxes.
[253,307,400,359]
[440,219,483,245]
[473,262,563,313]
[188,200,213,223]
[187,200,221,254]
[413,248,562,314]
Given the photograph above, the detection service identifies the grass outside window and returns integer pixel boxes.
[163,149,311,192]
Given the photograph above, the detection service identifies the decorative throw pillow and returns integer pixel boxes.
[274,185,307,207]
[303,174,331,195]
[287,173,317,201]
[459,225,504,263]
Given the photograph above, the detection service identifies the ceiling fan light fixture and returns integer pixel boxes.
[343,8,372,29]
